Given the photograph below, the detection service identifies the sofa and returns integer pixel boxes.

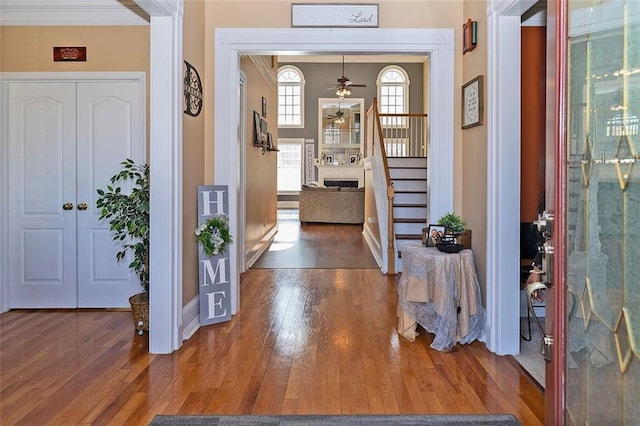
[299,185,365,224]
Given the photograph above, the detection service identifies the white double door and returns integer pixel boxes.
[7,80,145,308]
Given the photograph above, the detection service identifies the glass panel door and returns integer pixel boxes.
[566,1,640,423]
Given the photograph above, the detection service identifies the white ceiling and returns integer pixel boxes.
[0,0,148,26]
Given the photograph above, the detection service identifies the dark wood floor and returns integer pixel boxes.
[0,218,544,425]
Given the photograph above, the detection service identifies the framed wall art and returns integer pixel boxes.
[462,75,484,129]
[253,111,263,146]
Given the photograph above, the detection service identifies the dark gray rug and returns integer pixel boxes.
[150,414,521,425]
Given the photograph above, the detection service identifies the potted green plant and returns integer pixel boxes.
[96,159,150,335]
[437,212,466,235]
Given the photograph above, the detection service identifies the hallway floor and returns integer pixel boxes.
[252,210,378,269]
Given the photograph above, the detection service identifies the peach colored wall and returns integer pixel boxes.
[0,25,151,153]
[203,0,465,184]
[241,57,278,254]
[461,0,488,298]
[182,1,206,304]
[521,26,546,223]
[0,26,148,72]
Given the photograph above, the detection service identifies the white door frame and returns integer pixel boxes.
[0,71,146,310]
[134,0,184,354]
[486,0,538,354]
[215,28,455,317]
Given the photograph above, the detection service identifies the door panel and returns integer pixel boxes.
[8,83,77,308]
[564,1,640,423]
[7,80,145,309]
[76,82,144,307]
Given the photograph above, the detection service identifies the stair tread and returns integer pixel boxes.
[394,203,427,208]
[395,234,422,240]
[394,218,426,223]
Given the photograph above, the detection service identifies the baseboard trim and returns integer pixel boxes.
[362,225,383,269]
[182,296,200,340]
[245,224,278,269]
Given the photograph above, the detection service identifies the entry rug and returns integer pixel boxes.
[150,414,521,425]
[514,317,545,388]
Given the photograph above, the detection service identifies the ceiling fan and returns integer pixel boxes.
[326,103,346,123]
[328,56,366,98]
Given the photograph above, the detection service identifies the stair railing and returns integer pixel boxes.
[366,98,396,275]
[377,112,428,157]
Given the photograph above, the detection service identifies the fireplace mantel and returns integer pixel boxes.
[315,164,364,187]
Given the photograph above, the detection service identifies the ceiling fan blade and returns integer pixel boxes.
[347,84,367,87]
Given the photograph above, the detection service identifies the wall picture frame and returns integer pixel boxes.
[462,75,484,129]
[324,154,334,164]
[261,96,267,118]
[253,111,262,146]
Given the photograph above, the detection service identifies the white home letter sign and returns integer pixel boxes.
[197,185,232,325]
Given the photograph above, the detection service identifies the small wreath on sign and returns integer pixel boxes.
[195,214,233,256]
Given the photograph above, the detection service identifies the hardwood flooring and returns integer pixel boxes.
[252,218,378,269]
[0,216,544,425]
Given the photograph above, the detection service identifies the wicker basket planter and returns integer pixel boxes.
[129,292,149,335]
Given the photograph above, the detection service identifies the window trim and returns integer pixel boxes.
[277,65,305,129]
[376,65,410,126]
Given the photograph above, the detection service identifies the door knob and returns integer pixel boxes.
[77,202,88,211]
[63,202,74,210]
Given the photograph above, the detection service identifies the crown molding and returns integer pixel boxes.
[0,0,149,26]
[244,55,277,90]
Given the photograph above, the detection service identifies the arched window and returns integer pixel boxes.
[377,65,410,127]
[278,65,305,128]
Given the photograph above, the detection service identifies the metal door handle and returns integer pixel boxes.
[77,202,88,211]
[63,202,74,210]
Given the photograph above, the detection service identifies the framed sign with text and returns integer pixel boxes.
[291,3,378,28]
[197,185,232,326]
[462,75,484,129]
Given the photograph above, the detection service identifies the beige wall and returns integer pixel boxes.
[461,0,488,298]
[182,1,206,304]
[241,56,278,257]
[0,26,148,72]
[203,0,465,180]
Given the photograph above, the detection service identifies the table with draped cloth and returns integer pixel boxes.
[397,243,486,352]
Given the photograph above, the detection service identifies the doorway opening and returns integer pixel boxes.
[214,27,455,319]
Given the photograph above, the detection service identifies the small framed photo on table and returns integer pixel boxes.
[348,153,359,164]
[324,154,334,165]
[426,224,445,247]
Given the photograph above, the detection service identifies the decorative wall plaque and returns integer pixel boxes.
[291,3,378,28]
[197,185,232,325]
[183,61,203,117]
[53,47,86,62]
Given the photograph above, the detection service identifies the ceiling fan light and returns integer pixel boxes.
[336,86,351,98]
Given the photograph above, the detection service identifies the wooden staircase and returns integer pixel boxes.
[388,157,428,260]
